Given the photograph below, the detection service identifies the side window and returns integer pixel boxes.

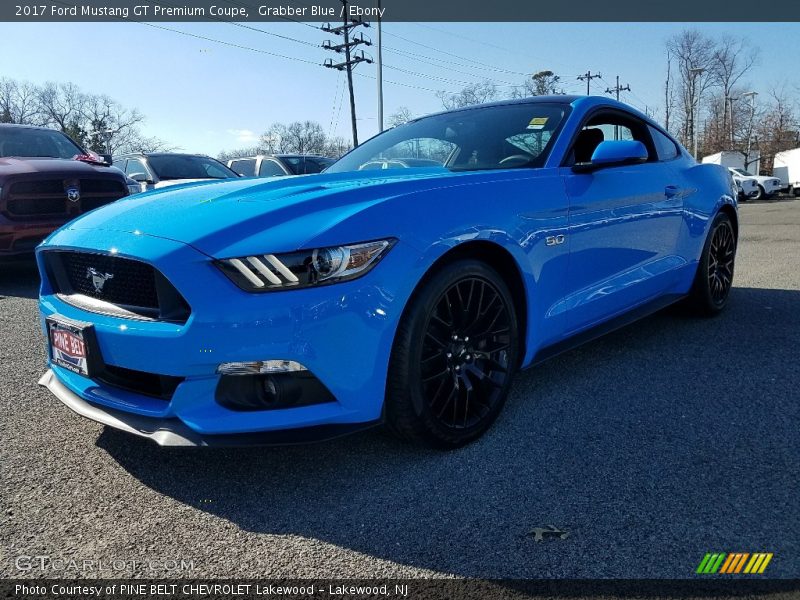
[230,159,256,176]
[113,158,127,173]
[125,159,148,178]
[258,159,287,177]
[649,126,679,161]
[569,112,654,165]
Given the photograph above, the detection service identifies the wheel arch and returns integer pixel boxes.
[717,202,739,239]
[399,240,529,364]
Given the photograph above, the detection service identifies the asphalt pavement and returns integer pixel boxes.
[1,197,798,581]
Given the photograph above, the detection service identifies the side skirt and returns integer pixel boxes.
[527,293,686,368]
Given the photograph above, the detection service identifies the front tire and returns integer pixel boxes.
[685,212,737,316]
[385,259,519,448]
[754,185,765,200]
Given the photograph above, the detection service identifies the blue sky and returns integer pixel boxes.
[1,21,797,155]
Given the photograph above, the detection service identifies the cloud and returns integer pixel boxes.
[227,129,259,144]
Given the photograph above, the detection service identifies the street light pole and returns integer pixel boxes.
[690,67,705,160]
[376,0,383,133]
[741,91,758,171]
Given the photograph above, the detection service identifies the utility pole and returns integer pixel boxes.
[322,0,372,147]
[577,70,601,95]
[604,76,631,139]
[604,76,631,101]
[376,0,383,133]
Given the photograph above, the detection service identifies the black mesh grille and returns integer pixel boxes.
[7,197,66,216]
[61,252,159,309]
[44,251,190,323]
[96,365,183,400]
[10,180,64,195]
[4,178,126,218]
[80,179,126,194]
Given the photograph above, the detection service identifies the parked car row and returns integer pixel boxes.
[701,151,783,200]
[227,154,335,177]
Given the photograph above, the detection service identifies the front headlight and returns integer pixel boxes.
[216,239,396,292]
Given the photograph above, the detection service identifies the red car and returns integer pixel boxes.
[0,124,132,259]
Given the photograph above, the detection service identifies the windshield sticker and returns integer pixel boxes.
[527,117,549,130]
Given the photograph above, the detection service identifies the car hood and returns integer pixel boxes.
[154,178,220,189]
[0,157,123,179]
[60,167,488,257]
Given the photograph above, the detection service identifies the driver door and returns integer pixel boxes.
[560,111,684,334]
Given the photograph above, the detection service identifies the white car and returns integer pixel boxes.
[729,168,782,200]
[728,169,759,201]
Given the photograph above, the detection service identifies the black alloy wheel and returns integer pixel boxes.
[420,277,513,430]
[686,211,737,316]
[386,259,519,448]
[707,219,736,306]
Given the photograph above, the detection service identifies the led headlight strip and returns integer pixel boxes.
[217,239,395,292]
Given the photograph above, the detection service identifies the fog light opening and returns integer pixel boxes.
[215,371,335,412]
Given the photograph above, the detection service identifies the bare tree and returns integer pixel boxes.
[436,81,497,110]
[0,78,41,124]
[666,29,715,149]
[710,36,759,146]
[511,70,564,98]
[388,106,413,128]
[82,94,145,154]
[754,84,799,173]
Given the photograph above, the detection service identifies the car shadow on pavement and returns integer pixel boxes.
[0,259,39,300]
[96,286,800,580]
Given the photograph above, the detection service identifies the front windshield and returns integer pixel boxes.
[327,102,568,174]
[147,155,238,180]
[283,156,336,175]
[0,127,84,159]
[734,168,753,176]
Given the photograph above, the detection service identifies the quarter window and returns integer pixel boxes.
[649,126,680,161]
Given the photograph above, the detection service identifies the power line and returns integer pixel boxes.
[137,22,321,65]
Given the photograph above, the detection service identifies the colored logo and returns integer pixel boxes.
[696,552,773,575]
[66,187,80,202]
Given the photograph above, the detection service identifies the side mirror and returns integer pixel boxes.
[572,140,648,173]
[128,172,150,183]
[99,153,113,165]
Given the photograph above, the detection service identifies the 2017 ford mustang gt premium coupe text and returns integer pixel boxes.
[36,96,738,448]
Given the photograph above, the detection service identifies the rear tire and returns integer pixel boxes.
[685,212,737,316]
[385,259,519,448]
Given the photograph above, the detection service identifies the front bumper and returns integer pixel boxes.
[0,215,65,257]
[38,369,379,446]
[36,228,420,443]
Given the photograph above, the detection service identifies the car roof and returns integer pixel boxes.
[0,123,67,132]
[414,95,657,130]
[115,152,214,159]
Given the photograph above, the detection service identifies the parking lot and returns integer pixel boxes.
[0,197,798,580]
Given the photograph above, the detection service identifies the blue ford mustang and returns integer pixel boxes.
[36,96,737,448]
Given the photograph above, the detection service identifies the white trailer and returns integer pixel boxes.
[702,151,761,174]
[773,148,800,196]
